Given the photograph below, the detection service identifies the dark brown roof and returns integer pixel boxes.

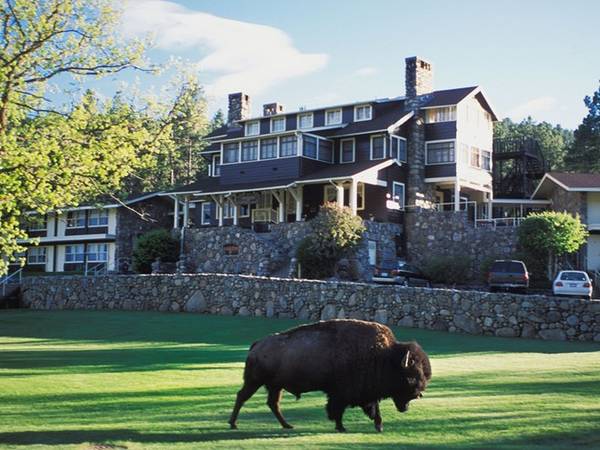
[300,159,394,181]
[421,86,478,108]
[548,172,600,189]
[326,100,409,137]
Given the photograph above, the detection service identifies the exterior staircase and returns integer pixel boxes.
[0,268,23,309]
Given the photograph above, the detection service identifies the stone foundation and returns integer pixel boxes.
[22,273,600,342]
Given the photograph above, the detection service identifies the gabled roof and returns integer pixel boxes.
[532,172,600,199]
[421,86,478,108]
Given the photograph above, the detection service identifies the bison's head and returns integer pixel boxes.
[390,342,431,413]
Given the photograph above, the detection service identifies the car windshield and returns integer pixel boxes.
[560,272,588,281]
[491,261,525,273]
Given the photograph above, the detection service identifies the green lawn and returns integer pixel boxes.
[0,311,599,449]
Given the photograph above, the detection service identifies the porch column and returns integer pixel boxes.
[182,197,189,228]
[211,194,224,227]
[454,182,461,211]
[230,195,238,226]
[173,197,180,228]
[487,195,492,220]
[336,183,344,208]
[349,179,358,215]
[295,187,303,221]
[278,190,286,223]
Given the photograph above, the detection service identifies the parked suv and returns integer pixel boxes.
[487,260,529,293]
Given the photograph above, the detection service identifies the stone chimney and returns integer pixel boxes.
[263,102,284,116]
[405,56,433,99]
[227,92,251,124]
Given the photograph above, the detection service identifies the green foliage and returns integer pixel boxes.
[494,117,574,170]
[296,203,365,279]
[518,211,588,280]
[422,254,472,284]
[210,109,226,131]
[564,82,600,172]
[132,229,179,274]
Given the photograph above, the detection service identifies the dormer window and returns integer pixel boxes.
[325,108,342,126]
[354,104,372,121]
[245,120,260,136]
[270,116,286,133]
[298,112,313,129]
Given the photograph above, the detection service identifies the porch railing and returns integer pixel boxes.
[84,261,107,277]
[475,217,524,229]
[1,268,22,297]
[252,208,278,224]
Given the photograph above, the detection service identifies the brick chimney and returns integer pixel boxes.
[227,92,251,124]
[263,102,284,116]
[405,56,433,99]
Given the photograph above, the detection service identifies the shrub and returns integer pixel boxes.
[518,211,588,280]
[132,229,179,273]
[296,203,365,279]
[422,254,472,285]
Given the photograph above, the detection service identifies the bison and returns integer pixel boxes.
[228,319,431,432]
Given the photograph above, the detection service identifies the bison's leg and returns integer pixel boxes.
[228,382,261,429]
[266,387,293,429]
[373,403,383,433]
[360,402,383,431]
[326,396,347,432]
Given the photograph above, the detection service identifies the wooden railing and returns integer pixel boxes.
[251,208,278,224]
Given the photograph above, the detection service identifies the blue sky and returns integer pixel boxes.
[92,0,599,129]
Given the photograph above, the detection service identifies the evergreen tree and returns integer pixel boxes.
[210,109,226,131]
[564,83,600,172]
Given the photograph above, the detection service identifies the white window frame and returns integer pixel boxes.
[211,154,221,177]
[339,138,355,164]
[259,137,278,160]
[245,120,260,136]
[66,211,86,229]
[481,149,492,171]
[425,140,456,165]
[270,116,286,133]
[28,215,47,231]
[239,203,251,218]
[87,243,108,262]
[298,112,314,129]
[425,105,457,124]
[222,142,241,164]
[354,104,372,122]
[65,244,85,263]
[201,202,212,225]
[88,209,109,227]
[27,246,47,264]
[392,182,406,209]
[469,146,481,169]
[325,108,342,126]
[390,135,407,163]
[370,134,386,160]
[222,200,235,219]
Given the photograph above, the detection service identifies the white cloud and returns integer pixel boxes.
[507,96,558,121]
[354,66,378,77]
[121,0,328,97]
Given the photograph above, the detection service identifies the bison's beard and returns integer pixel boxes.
[393,397,410,413]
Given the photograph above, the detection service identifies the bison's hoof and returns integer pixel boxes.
[229,422,238,430]
[375,424,383,433]
[282,423,294,429]
[336,426,347,433]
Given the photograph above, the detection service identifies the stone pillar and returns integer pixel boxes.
[227,92,251,124]
[173,198,180,229]
[349,179,358,215]
[336,184,344,208]
[454,182,461,211]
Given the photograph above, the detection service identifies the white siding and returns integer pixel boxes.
[588,235,600,272]
[587,193,600,227]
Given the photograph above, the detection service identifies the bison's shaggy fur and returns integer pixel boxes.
[228,319,431,432]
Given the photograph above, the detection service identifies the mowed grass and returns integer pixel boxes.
[0,311,599,449]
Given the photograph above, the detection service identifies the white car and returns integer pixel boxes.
[552,271,593,299]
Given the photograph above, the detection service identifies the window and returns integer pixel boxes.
[260,138,277,159]
[87,243,108,262]
[323,183,365,210]
[298,113,313,129]
[340,139,355,163]
[392,182,405,209]
[370,135,385,160]
[354,104,372,121]
[88,209,108,227]
[241,140,258,161]
[65,244,85,262]
[425,106,456,123]
[481,150,491,171]
[66,211,85,228]
[222,200,235,219]
[318,140,333,162]
[303,135,317,159]
[270,117,285,133]
[470,147,481,168]
[280,135,297,157]
[27,246,46,264]
[325,108,342,125]
[245,120,259,136]
[426,141,455,164]
[390,136,407,162]
[239,203,251,218]
[223,143,239,164]
[28,215,47,231]
[201,202,212,225]
[212,154,221,176]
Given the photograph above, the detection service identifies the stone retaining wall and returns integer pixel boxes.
[22,274,600,342]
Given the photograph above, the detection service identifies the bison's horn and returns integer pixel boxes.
[402,350,411,368]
